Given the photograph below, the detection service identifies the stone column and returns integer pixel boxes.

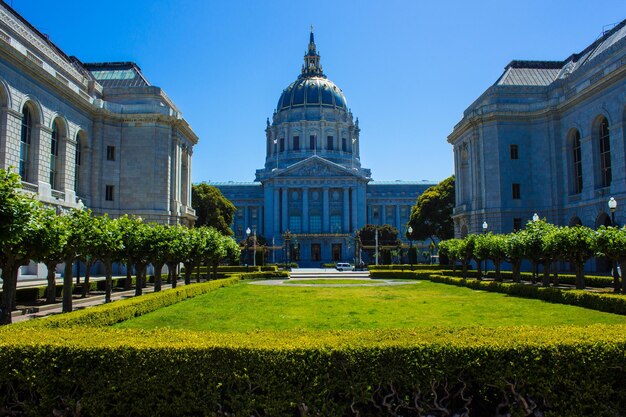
[243,205,249,230]
[302,187,309,233]
[343,188,350,232]
[282,187,289,232]
[322,187,329,233]
[381,203,387,225]
[273,187,280,234]
[395,205,401,230]
[351,187,358,231]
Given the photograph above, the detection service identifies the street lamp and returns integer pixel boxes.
[482,221,488,277]
[407,225,414,270]
[532,213,540,222]
[245,227,251,272]
[284,230,291,271]
[252,227,257,268]
[608,197,619,292]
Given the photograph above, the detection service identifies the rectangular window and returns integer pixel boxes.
[289,216,302,233]
[510,144,518,160]
[106,145,115,161]
[342,137,347,152]
[310,215,321,233]
[293,135,300,151]
[512,183,521,199]
[309,135,316,150]
[599,119,611,188]
[105,185,114,201]
[330,215,342,232]
[572,132,583,194]
[327,135,334,150]
[513,218,522,231]
[311,243,321,261]
[279,138,284,152]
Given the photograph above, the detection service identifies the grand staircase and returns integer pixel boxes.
[289,268,370,279]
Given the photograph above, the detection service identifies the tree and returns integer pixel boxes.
[437,239,459,272]
[118,215,145,291]
[60,208,92,313]
[0,168,41,324]
[504,232,526,283]
[192,183,236,235]
[33,208,69,303]
[543,225,595,289]
[358,224,400,264]
[90,215,124,303]
[407,176,454,245]
[593,226,626,293]
[146,223,169,291]
[520,219,555,285]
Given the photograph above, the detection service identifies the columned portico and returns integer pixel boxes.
[302,186,309,232]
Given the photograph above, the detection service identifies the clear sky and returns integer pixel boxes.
[10,1,626,184]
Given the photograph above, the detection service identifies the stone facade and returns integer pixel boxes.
[0,3,197,226]
[449,19,626,245]
[214,31,434,266]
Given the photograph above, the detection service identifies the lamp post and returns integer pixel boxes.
[609,197,619,292]
[253,227,257,267]
[284,230,291,271]
[407,225,414,270]
[532,213,540,222]
[482,221,488,278]
[245,227,251,272]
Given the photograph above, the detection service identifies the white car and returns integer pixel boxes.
[335,263,354,271]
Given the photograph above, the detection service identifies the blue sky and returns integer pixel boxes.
[11,1,626,183]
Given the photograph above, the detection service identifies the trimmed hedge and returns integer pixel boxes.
[1,325,626,416]
[15,277,240,329]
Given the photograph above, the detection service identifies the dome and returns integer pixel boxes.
[276,76,347,112]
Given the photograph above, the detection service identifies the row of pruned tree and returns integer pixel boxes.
[0,169,240,324]
[438,218,626,292]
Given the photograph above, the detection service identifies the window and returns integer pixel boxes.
[74,139,82,193]
[512,183,521,199]
[105,185,114,201]
[279,138,285,152]
[332,244,342,261]
[342,137,347,152]
[19,107,32,182]
[510,144,518,160]
[106,145,115,161]
[293,135,300,151]
[572,130,582,194]
[309,215,321,233]
[330,214,342,232]
[327,135,334,150]
[311,244,321,261]
[289,216,301,233]
[372,207,379,219]
[513,218,522,231]
[599,117,611,188]
[309,135,316,150]
[50,121,59,189]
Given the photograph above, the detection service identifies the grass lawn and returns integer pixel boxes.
[116,280,626,332]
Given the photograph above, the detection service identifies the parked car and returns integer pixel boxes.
[336,263,354,271]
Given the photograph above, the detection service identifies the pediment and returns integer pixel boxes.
[277,156,357,178]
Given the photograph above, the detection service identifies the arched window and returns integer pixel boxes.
[598,117,611,188]
[50,121,60,189]
[19,106,32,182]
[74,137,82,193]
[570,129,583,194]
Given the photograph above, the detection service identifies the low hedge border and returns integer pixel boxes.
[368,264,447,271]
[1,325,626,416]
[14,277,241,329]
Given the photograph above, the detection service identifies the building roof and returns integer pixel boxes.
[495,18,626,87]
[83,62,151,88]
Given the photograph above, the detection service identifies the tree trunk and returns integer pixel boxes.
[461,262,468,279]
[45,261,57,303]
[476,259,482,280]
[495,260,501,282]
[196,262,201,283]
[154,263,164,292]
[542,261,551,287]
[451,257,457,273]
[135,263,145,296]
[81,260,93,298]
[575,262,585,290]
[62,257,74,313]
[512,261,521,282]
[169,262,178,288]
[619,260,626,294]
[530,261,537,284]
[105,260,113,303]
[184,262,193,285]
[552,262,559,286]
[212,261,218,280]
[1,263,18,325]
[124,259,133,291]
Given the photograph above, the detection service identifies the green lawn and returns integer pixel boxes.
[116,280,626,332]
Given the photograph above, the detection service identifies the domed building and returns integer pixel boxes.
[213,30,434,266]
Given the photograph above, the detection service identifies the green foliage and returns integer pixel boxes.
[192,182,236,235]
[407,175,454,243]
[594,226,626,261]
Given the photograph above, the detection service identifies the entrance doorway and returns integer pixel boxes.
[311,244,321,262]
[332,244,342,261]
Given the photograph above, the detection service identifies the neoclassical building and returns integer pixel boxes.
[0,2,197,225]
[449,19,626,243]
[214,31,434,266]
